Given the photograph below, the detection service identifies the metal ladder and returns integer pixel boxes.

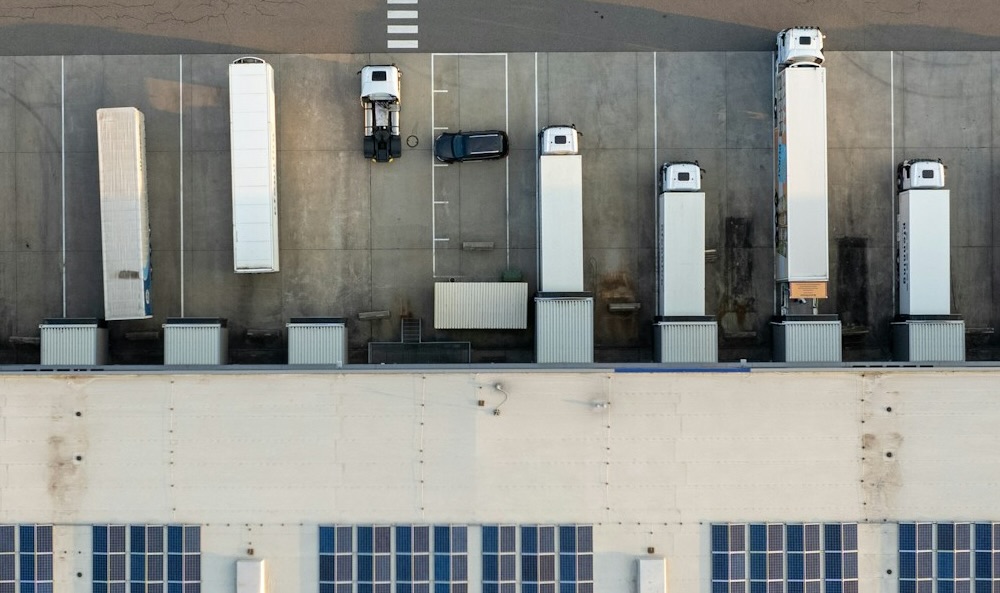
[400,318,422,343]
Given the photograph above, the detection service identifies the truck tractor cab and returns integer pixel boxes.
[897,159,946,191]
[660,161,704,192]
[360,65,402,162]
[539,125,579,155]
[777,27,825,68]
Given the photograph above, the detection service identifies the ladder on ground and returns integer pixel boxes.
[401,318,422,343]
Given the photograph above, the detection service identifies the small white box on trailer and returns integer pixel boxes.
[97,107,152,320]
[229,57,279,273]
[775,66,829,295]
[898,189,951,315]
[538,126,584,293]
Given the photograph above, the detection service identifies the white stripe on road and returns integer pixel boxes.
[387,10,418,18]
[388,39,419,48]
[388,0,418,3]
[388,25,418,34]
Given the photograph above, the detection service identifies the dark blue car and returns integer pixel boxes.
[434,130,510,163]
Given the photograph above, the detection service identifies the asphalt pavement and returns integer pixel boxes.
[0,0,999,55]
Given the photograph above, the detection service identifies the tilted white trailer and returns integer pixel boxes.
[229,57,280,273]
[97,107,152,320]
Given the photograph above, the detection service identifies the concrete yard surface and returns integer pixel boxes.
[0,51,998,363]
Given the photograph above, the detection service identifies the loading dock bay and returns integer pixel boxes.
[0,51,997,363]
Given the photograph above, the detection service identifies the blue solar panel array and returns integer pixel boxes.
[900,522,1000,593]
[0,525,54,593]
[319,526,354,593]
[432,525,467,593]
[358,526,392,593]
[558,525,593,593]
[482,525,517,593]
[396,525,430,593]
[520,525,556,593]
[713,524,856,593]
[93,525,200,593]
[321,524,590,593]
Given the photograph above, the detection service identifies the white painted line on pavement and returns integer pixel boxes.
[388,25,418,34]
[387,10,418,18]
[388,40,419,49]
[388,0,418,4]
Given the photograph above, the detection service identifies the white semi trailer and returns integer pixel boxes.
[229,57,279,273]
[893,159,964,361]
[538,126,584,293]
[654,162,717,363]
[771,27,841,363]
[774,27,829,307]
[535,125,592,363]
[97,107,152,320]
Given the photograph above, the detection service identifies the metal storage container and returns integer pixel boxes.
[39,318,108,365]
[434,282,528,329]
[287,318,348,365]
[892,319,965,362]
[771,316,842,362]
[163,318,228,365]
[654,319,717,363]
[535,294,593,364]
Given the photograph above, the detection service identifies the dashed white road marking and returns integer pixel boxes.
[387,3,418,49]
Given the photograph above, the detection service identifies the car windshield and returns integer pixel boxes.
[451,135,466,156]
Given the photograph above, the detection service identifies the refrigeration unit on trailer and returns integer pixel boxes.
[535,125,592,363]
[360,65,402,162]
[892,159,965,361]
[771,27,841,362]
[97,107,152,320]
[654,162,717,363]
[229,57,279,273]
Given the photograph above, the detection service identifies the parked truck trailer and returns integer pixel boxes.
[538,125,584,293]
[774,27,829,304]
[535,125,592,363]
[97,107,152,321]
[229,57,279,273]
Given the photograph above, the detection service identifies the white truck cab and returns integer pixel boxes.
[360,65,402,162]
[777,27,825,68]
[539,125,579,155]
[660,161,703,192]
[897,159,946,190]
